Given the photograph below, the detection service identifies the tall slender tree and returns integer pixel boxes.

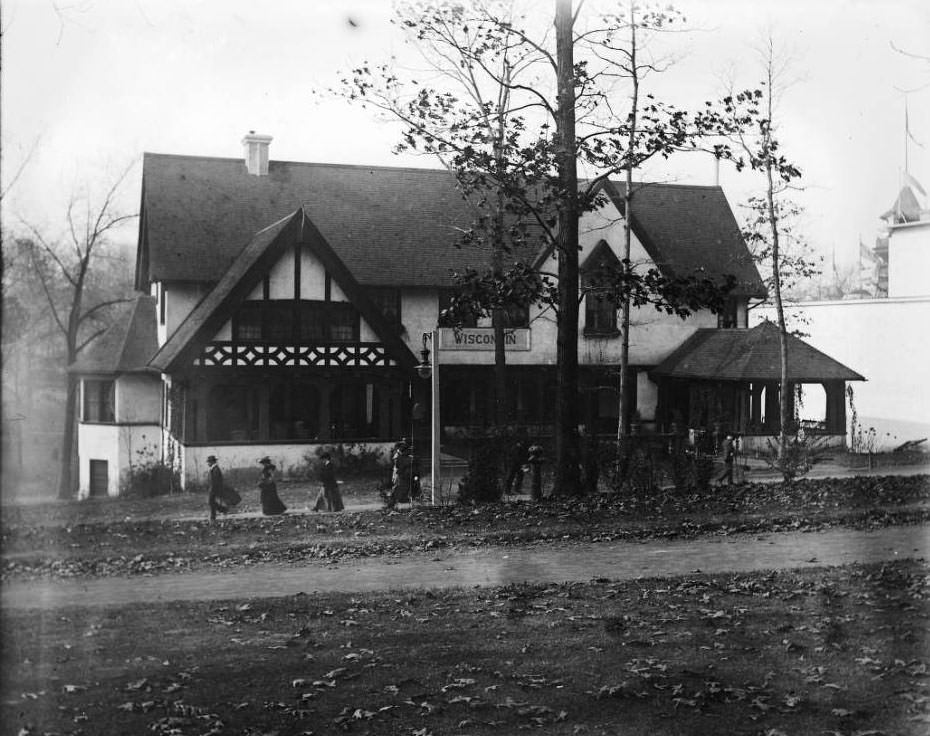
[724,37,803,476]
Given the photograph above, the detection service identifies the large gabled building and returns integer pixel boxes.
[71,134,863,496]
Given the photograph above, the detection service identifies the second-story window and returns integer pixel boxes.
[367,287,402,329]
[234,301,360,343]
[83,379,115,423]
[584,290,618,334]
[717,298,739,328]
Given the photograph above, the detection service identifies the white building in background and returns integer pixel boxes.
[753,179,930,449]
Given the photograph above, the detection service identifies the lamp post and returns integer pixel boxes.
[414,330,440,505]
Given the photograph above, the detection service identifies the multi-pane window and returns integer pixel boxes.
[367,287,402,328]
[584,290,617,334]
[327,303,357,342]
[235,303,263,341]
[717,298,739,328]
[83,379,115,423]
[234,301,360,343]
[264,303,295,342]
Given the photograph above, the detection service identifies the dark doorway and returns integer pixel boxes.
[89,459,108,497]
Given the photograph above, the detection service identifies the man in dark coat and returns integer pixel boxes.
[716,435,735,486]
[207,455,225,521]
[505,439,527,495]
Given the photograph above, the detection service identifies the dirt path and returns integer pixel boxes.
[3,523,927,609]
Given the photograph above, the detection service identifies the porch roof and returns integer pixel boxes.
[650,321,865,382]
[68,295,158,375]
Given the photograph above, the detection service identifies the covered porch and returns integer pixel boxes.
[650,321,865,450]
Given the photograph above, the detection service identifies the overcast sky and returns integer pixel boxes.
[2,0,928,272]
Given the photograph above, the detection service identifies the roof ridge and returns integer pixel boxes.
[608,179,723,191]
[142,153,724,188]
[142,151,452,176]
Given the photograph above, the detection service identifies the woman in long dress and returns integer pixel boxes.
[257,457,287,515]
[313,452,344,512]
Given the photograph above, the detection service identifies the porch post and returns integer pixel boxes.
[764,383,780,432]
[750,383,763,428]
[824,381,846,434]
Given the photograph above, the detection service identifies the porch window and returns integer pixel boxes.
[83,379,115,423]
[207,385,259,441]
[584,290,617,335]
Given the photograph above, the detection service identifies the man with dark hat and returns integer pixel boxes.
[206,455,225,521]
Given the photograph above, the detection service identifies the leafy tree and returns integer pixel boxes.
[337,0,757,495]
[14,166,137,498]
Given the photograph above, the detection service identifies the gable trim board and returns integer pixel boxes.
[148,207,418,374]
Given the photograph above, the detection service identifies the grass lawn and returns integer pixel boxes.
[3,475,929,580]
[2,559,928,736]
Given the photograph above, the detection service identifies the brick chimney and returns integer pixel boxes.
[242,131,272,175]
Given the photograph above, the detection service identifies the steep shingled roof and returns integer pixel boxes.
[137,154,486,289]
[602,180,766,298]
[651,320,865,382]
[68,295,158,374]
[137,153,764,293]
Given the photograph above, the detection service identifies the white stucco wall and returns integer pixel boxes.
[887,221,930,297]
[158,282,211,346]
[117,374,162,423]
[77,423,119,498]
[77,422,161,498]
[752,296,930,444]
[395,203,717,369]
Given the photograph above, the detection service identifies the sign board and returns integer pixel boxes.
[438,327,531,351]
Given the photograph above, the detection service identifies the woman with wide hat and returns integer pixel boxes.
[257,456,287,515]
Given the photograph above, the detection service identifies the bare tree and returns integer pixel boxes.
[725,37,803,477]
[17,165,137,498]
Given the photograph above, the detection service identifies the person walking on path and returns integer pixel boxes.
[505,439,527,495]
[257,457,287,515]
[716,435,735,486]
[313,452,344,512]
[388,439,415,509]
[207,455,240,521]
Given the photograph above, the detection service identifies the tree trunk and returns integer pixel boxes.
[492,308,507,423]
[761,59,791,479]
[552,0,581,496]
[57,372,78,499]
